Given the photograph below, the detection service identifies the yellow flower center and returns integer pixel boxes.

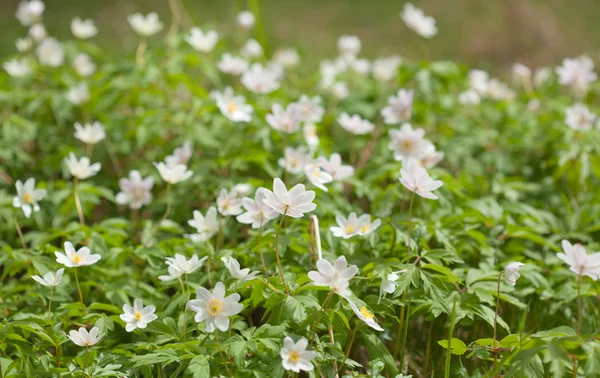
[360,306,374,319]
[360,225,370,233]
[23,192,33,203]
[134,311,142,320]
[72,254,81,264]
[289,350,301,363]
[345,225,355,234]
[207,298,224,316]
[401,139,414,151]
[227,101,239,113]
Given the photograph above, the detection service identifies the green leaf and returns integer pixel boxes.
[361,333,398,375]
[438,338,468,355]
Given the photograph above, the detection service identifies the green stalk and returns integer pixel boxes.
[445,297,458,378]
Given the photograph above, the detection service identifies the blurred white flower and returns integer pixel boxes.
[71,17,98,39]
[74,121,105,145]
[337,35,361,57]
[55,241,101,267]
[28,23,46,42]
[120,299,158,332]
[458,89,481,105]
[232,183,253,197]
[556,55,597,96]
[159,254,207,281]
[13,178,46,218]
[419,143,444,169]
[236,188,279,229]
[66,82,90,105]
[303,124,320,149]
[534,67,552,87]
[267,103,303,133]
[154,162,192,184]
[318,153,354,181]
[381,89,414,124]
[399,159,443,200]
[329,81,349,99]
[512,63,531,83]
[487,79,515,101]
[262,178,316,218]
[185,27,219,53]
[357,214,381,236]
[116,170,154,209]
[527,98,541,112]
[187,282,243,332]
[128,12,163,37]
[16,37,33,52]
[217,53,249,75]
[187,207,219,242]
[558,240,600,279]
[338,112,374,135]
[241,63,280,94]
[278,146,311,174]
[211,87,253,122]
[273,48,300,68]
[330,213,362,239]
[280,336,316,373]
[505,262,524,286]
[565,103,596,130]
[388,123,429,161]
[32,268,64,287]
[346,297,384,331]
[351,58,371,76]
[165,140,192,166]
[68,327,103,347]
[65,152,101,180]
[237,10,255,29]
[16,0,45,26]
[400,3,437,39]
[217,188,243,216]
[73,54,96,77]
[469,69,490,94]
[308,255,358,297]
[296,95,324,123]
[373,56,402,81]
[222,256,259,282]
[304,161,333,191]
[241,38,263,58]
[36,37,64,67]
[3,59,31,78]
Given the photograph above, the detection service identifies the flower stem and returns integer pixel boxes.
[215,330,233,377]
[85,143,93,158]
[73,178,86,227]
[82,346,88,378]
[273,211,290,295]
[206,244,213,286]
[183,273,191,341]
[309,290,335,340]
[48,286,54,319]
[336,322,358,375]
[136,38,148,67]
[13,212,27,252]
[217,216,224,251]
[493,271,504,377]
[406,191,416,262]
[74,267,86,313]
[103,138,123,176]
[257,224,269,278]
[160,183,172,222]
[167,0,181,43]
[444,296,458,378]
[392,294,406,362]
[577,272,583,335]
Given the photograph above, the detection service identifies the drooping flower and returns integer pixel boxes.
[158,254,207,281]
[13,178,46,218]
[120,298,158,332]
[337,35,361,57]
[65,152,101,180]
[318,153,354,181]
[187,282,244,332]
[74,121,105,145]
[380,272,400,300]
[3,59,31,78]
[399,159,443,200]
[330,213,362,239]
[388,123,429,161]
[381,89,414,124]
[504,262,524,286]
[73,54,96,77]
[400,3,437,39]
[154,162,192,184]
[187,207,219,242]
[36,38,64,67]
[565,103,596,131]
[165,140,193,166]
[241,63,280,94]
[262,178,316,218]
[211,87,253,122]
[68,327,103,347]
[185,27,219,53]
[280,336,316,373]
[236,188,279,229]
[55,241,101,268]
[217,53,249,75]
[236,10,255,29]
[32,268,64,287]
[222,256,259,282]
[557,240,600,280]
[338,112,374,135]
[304,161,333,192]
[241,38,263,58]
[278,146,311,175]
[16,0,45,26]
[346,297,384,331]
[373,56,402,81]
[266,103,303,133]
[66,82,90,105]
[71,17,98,39]
[308,256,358,297]
[217,189,243,216]
[128,12,163,37]
[116,170,154,209]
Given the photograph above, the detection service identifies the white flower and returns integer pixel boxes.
[273,48,300,68]
[504,262,524,286]
[373,56,402,81]
[241,63,281,94]
[187,282,243,332]
[185,27,219,52]
[266,103,303,133]
[380,272,400,296]
[280,337,316,373]
[534,67,552,87]
[278,146,311,175]
[351,58,371,76]
[565,103,596,131]
[36,38,64,67]
[236,188,279,229]
[65,152,101,180]
[241,38,263,58]
[211,87,253,122]
[28,23,46,42]
[128,12,163,37]
[262,178,316,218]
[338,112,374,135]
[71,17,98,39]
[556,55,597,95]
[222,256,259,282]
[116,170,154,209]
[357,214,381,236]
[232,183,253,197]
[74,121,105,145]
[68,327,103,347]
[296,95,324,123]
[419,143,444,169]
[558,240,600,280]
[217,53,249,75]
[318,153,354,181]
[381,89,414,124]
[337,35,361,57]
[388,123,430,161]
[165,140,193,166]
[3,59,31,78]
[55,241,101,268]
[469,69,490,94]
[399,159,443,200]
[303,124,320,149]
[330,213,362,239]
[73,54,96,77]
[237,10,255,29]
[512,63,531,83]
[346,297,384,331]
[329,81,349,100]
[487,79,515,101]
[528,98,541,112]
[16,0,45,26]
[16,37,33,52]
[66,82,90,106]
[217,189,243,216]
[154,162,192,184]
[13,178,46,218]
[458,89,481,105]
[158,254,207,281]
[187,207,219,242]
[400,3,437,39]
[304,161,333,192]
[308,255,358,297]
[32,268,64,287]
[120,299,158,332]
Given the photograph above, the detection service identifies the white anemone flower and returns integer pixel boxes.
[303,124,320,149]
[36,38,64,67]
[158,254,207,281]
[16,0,45,26]
[32,268,64,287]
[187,282,244,332]
[74,121,105,145]
[304,161,333,192]
[236,188,279,229]
[217,189,243,216]
[388,123,430,161]
[278,146,311,175]
[217,53,249,75]
[337,35,361,57]
[338,112,374,135]
[185,27,219,52]
[373,56,402,81]
[211,87,253,122]
[308,255,358,297]
[116,170,154,209]
[222,256,259,282]
[66,82,90,106]
[29,23,46,42]
[65,152,101,180]
[565,103,596,131]
[187,207,219,242]
[280,336,316,373]
[357,214,381,236]
[296,95,324,123]
[381,89,414,124]
[330,213,362,239]
[120,298,158,332]
[55,241,101,268]
[399,159,443,200]
[154,162,192,184]
[400,3,437,39]
[556,55,597,96]
[266,103,303,133]
[237,10,255,29]
[273,48,300,68]
[346,297,384,331]
[68,327,103,347]
[16,37,33,52]
[504,262,524,286]
[241,63,280,94]
[13,178,46,218]
[73,54,96,77]
[557,240,600,280]
[262,178,316,218]
[71,17,98,39]
[241,38,263,58]
[4,59,31,78]
[128,12,163,37]
[318,153,354,181]
[165,141,193,166]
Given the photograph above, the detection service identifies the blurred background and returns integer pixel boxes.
[1,0,599,73]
